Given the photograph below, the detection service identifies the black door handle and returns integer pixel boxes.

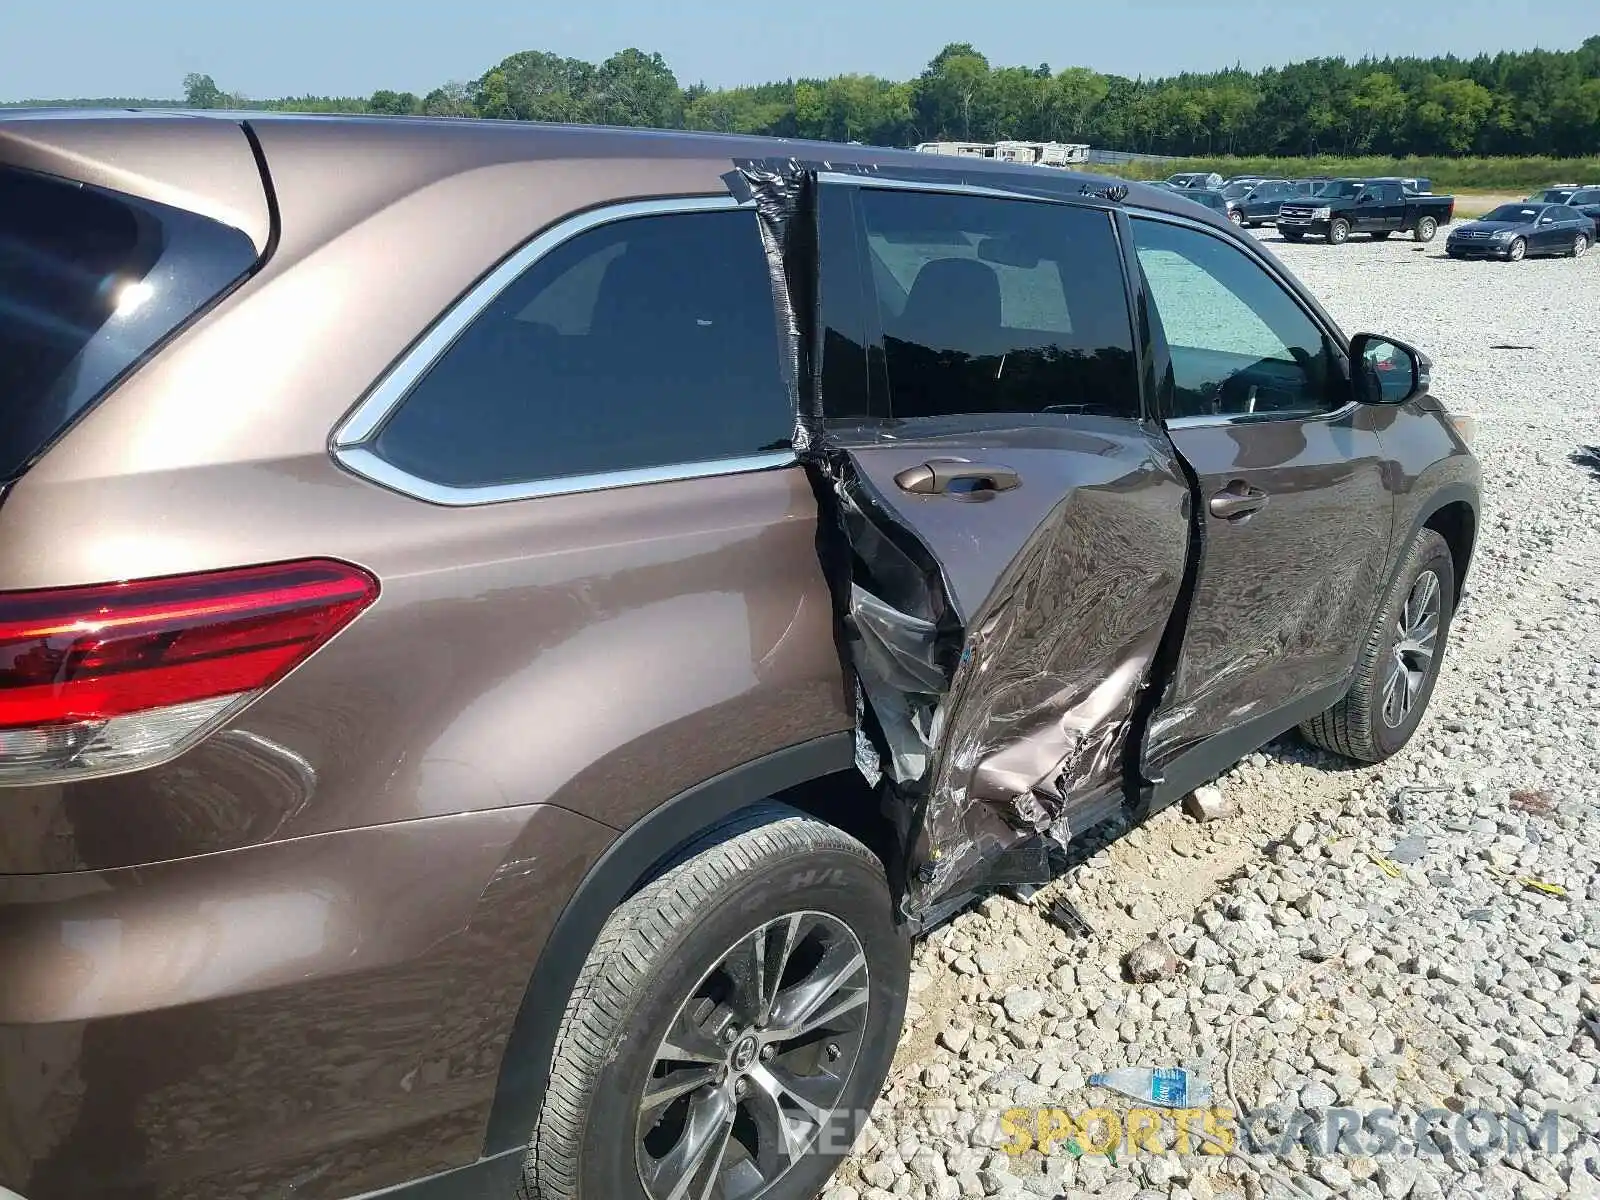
[894,459,1022,496]
[1209,482,1269,520]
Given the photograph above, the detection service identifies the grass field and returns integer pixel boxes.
[1100,155,1600,194]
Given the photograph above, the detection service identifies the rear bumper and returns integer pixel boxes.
[0,805,614,1200]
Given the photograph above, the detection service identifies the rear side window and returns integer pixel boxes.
[856,189,1139,421]
[370,208,791,491]
[0,166,258,483]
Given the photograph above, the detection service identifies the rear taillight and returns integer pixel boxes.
[0,559,378,784]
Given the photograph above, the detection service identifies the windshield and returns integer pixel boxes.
[1483,205,1541,223]
[0,166,257,483]
[1314,181,1364,199]
[1527,189,1575,204]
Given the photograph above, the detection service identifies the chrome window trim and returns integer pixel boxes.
[337,446,798,508]
[332,193,796,507]
[1164,402,1361,431]
[816,170,1077,204]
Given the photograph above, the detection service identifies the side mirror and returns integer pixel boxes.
[1351,334,1429,405]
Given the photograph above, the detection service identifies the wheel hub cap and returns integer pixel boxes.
[1382,569,1441,729]
[636,911,870,1200]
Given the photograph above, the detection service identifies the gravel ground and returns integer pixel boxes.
[832,229,1600,1200]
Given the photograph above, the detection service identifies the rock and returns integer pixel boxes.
[939,1025,972,1055]
[1299,1080,1338,1109]
[1126,938,1182,983]
[1184,785,1238,822]
[1289,822,1317,851]
[1002,989,1046,1024]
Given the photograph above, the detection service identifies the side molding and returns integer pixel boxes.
[482,731,855,1154]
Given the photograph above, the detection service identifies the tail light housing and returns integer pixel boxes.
[0,559,378,784]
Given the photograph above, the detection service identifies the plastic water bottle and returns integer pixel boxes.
[1088,1067,1212,1108]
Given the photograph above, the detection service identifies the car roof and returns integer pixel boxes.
[1,108,1226,229]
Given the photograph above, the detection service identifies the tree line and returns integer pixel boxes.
[27,36,1600,158]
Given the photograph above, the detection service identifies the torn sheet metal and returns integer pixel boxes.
[734,160,1191,919]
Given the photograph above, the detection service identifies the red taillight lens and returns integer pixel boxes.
[0,559,378,783]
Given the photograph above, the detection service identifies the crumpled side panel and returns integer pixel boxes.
[912,473,1188,906]
[732,161,1192,919]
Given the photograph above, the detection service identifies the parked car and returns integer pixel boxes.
[1277,179,1456,244]
[1165,170,1224,189]
[0,111,1481,1200]
[1180,185,1246,224]
[1446,202,1594,261]
[1525,184,1600,235]
[1222,178,1300,226]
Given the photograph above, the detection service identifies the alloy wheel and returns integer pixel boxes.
[1382,569,1441,729]
[636,912,869,1200]
[1508,238,1527,262]
[1575,234,1590,258]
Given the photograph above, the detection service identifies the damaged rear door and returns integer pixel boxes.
[800,175,1193,917]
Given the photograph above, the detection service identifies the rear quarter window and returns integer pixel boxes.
[366,207,793,492]
[0,165,259,483]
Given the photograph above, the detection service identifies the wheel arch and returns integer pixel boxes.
[481,731,858,1156]
[1419,489,1478,606]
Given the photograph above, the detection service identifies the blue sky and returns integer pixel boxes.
[3,0,1593,100]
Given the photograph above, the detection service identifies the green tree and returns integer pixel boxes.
[420,81,475,118]
[367,89,420,115]
[593,48,682,128]
[1349,72,1407,152]
[1412,76,1494,153]
[1051,67,1108,140]
[183,73,223,109]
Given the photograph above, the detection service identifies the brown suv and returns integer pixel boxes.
[0,113,1478,1200]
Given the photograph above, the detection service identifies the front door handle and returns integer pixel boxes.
[1209,482,1269,520]
[894,459,1022,496]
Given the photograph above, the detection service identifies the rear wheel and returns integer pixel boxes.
[526,808,909,1200]
[1507,237,1527,262]
[1300,528,1454,763]
[1573,233,1590,258]
[1414,216,1439,242]
[1327,218,1351,245]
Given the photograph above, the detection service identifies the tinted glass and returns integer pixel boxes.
[1572,190,1600,205]
[1189,191,1227,211]
[1316,181,1363,199]
[1529,189,1575,203]
[1131,217,1340,420]
[857,189,1139,421]
[372,209,791,490]
[0,166,257,483]
[1485,205,1540,223]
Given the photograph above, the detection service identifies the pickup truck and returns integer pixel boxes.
[1277,179,1456,244]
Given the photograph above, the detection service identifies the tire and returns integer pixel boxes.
[526,807,910,1200]
[1414,216,1438,242]
[1507,237,1527,262]
[1281,231,1305,242]
[1327,218,1351,245]
[1573,233,1590,258]
[1372,231,1393,241]
[1228,209,1244,226]
[1300,528,1455,763]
